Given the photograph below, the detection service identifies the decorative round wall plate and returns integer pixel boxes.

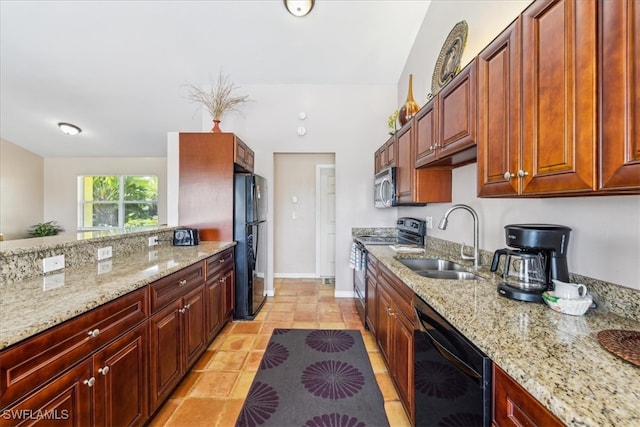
[430,21,468,98]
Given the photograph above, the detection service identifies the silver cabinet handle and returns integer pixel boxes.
[84,377,96,387]
[88,329,100,338]
[219,259,225,263]
[517,170,529,177]
[219,278,225,283]
[504,171,514,180]
[98,366,109,376]
[178,279,187,286]
[179,307,186,314]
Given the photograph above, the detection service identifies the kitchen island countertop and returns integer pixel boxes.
[0,241,235,350]
[366,245,640,427]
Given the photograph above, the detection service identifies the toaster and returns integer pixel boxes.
[173,228,199,246]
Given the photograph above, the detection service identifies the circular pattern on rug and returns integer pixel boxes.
[303,413,366,427]
[414,361,467,398]
[438,412,484,427]
[272,328,291,335]
[301,360,365,399]
[260,341,289,370]
[236,381,279,427]
[305,330,355,353]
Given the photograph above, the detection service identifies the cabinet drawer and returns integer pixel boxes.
[378,263,413,319]
[0,287,148,408]
[205,249,234,279]
[150,262,205,313]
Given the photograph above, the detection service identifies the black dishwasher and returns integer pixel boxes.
[414,295,491,426]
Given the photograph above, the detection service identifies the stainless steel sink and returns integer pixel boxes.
[397,258,482,280]
[398,258,468,272]
[416,270,482,280]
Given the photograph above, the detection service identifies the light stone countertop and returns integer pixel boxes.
[0,241,235,350]
[366,245,640,427]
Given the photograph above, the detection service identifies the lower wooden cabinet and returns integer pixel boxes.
[205,249,235,341]
[493,364,563,427]
[375,262,415,424]
[149,284,206,412]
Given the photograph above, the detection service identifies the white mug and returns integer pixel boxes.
[552,279,588,299]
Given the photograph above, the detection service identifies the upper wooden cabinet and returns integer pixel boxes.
[478,0,639,197]
[599,0,640,191]
[415,59,478,168]
[178,132,255,241]
[374,135,397,174]
[395,121,452,205]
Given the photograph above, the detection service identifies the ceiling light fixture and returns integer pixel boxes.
[58,122,82,135]
[284,0,314,17]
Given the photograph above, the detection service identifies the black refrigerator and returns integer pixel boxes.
[233,173,268,320]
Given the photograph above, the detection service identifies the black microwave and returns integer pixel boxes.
[173,228,199,246]
[374,167,396,208]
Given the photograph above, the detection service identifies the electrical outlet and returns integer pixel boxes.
[425,216,433,229]
[97,246,112,260]
[43,255,65,274]
[148,250,158,261]
[97,260,112,274]
[148,236,158,247]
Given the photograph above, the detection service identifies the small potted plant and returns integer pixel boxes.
[27,221,64,237]
[184,72,251,132]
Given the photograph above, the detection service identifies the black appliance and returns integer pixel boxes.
[352,217,426,327]
[414,295,491,427]
[234,173,268,320]
[172,228,199,246]
[491,224,572,303]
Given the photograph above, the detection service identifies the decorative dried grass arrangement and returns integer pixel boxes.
[184,72,251,121]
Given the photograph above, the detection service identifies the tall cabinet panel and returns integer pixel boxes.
[520,0,596,195]
[599,0,640,191]
[477,18,521,197]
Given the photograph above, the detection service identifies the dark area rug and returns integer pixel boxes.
[235,329,390,427]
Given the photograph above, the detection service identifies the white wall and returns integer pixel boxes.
[169,84,399,296]
[44,157,167,233]
[0,138,44,239]
[397,0,640,290]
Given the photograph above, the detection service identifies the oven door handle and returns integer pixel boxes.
[380,178,391,207]
[415,308,481,385]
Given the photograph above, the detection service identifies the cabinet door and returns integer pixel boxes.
[395,125,415,204]
[414,100,437,167]
[493,364,563,427]
[386,137,397,167]
[521,0,596,195]
[599,0,640,191]
[437,59,477,159]
[221,269,235,320]
[375,282,392,365]
[93,322,149,427]
[0,361,92,427]
[149,300,183,411]
[205,276,223,342]
[477,18,521,197]
[183,286,206,369]
[392,310,415,425]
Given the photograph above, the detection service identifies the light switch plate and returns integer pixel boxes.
[97,246,112,260]
[43,255,65,274]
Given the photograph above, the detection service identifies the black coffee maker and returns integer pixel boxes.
[491,224,572,303]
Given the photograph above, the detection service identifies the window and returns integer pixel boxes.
[78,175,158,230]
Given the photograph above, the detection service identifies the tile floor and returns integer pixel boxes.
[148,278,411,427]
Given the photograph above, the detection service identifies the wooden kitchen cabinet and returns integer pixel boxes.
[205,248,235,341]
[375,262,415,424]
[375,135,397,174]
[149,283,206,412]
[0,288,148,426]
[493,364,563,427]
[178,132,255,241]
[598,0,640,192]
[395,120,452,205]
[415,59,478,168]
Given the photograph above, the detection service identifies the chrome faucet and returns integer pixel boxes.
[438,204,481,269]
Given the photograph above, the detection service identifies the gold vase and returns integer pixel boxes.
[398,74,420,126]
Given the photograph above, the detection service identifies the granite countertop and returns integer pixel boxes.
[0,241,235,350]
[366,245,640,427]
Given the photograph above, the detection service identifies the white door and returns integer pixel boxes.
[317,165,336,278]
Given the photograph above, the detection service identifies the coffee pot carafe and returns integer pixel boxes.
[491,224,572,303]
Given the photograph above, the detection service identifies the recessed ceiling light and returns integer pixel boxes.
[284,0,314,17]
[58,122,82,135]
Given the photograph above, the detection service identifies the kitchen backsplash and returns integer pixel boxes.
[0,227,176,284]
